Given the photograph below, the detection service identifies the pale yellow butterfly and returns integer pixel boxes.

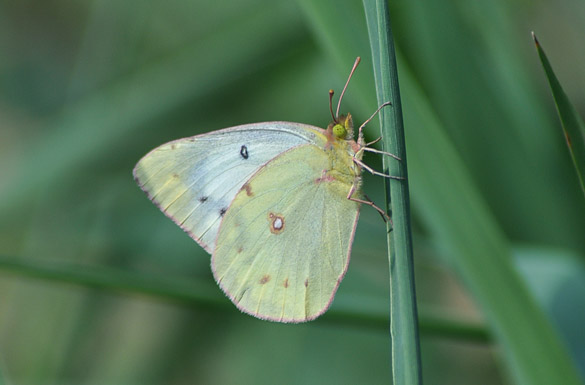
[133,57,397,322]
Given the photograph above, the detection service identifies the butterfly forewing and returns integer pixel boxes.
[133,123,319,252]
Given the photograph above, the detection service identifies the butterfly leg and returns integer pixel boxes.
[364,193,394,226]
[361,146,401,161]
[356,101,402,161]
[357,101,392,137]
[353,158,405,180]
[355,142,401,161]
[365,137,382,147]
[346,183,391,222]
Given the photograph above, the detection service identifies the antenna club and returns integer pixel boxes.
[328,89,337,123]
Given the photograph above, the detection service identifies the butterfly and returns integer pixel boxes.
[133,57,399,323]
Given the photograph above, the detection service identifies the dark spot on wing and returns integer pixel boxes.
[283,278,289,288]
[237,246,243,253]
[220,207,227,217]
[170,144,177,150]
[304,279,309,287]
[268,212,285,234]
[240,145,249,159]
[242,183,253,197]
[198,196,208,203]
[259,275,271,284]
[172,173,179,179]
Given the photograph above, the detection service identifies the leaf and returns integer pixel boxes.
[363,1,422,384]
[533,32,585,198]
[299,1,584,384]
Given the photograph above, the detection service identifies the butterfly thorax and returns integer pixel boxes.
[321,113,363,192]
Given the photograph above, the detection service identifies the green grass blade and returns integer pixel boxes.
[298,1,584,384]
[401,63,584,385]
[0,255,489,341]
[363,1,423,384]
[0,256,224,309]
[533,32,585,198]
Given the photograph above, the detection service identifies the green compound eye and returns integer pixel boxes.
[332,123,347,138]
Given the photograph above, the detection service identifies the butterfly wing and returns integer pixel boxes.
[212,143,361,323]
[133,122,319,253]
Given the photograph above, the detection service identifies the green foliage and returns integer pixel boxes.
[534,33,585,198]
[0,1,584,384]
[363,1,422,384]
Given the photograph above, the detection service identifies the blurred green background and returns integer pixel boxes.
[1,0,584,384]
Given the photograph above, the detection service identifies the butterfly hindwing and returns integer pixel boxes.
[133,123,319,252]
[212,143,361,322]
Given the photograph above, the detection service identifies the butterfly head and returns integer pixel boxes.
[329,113,354,141]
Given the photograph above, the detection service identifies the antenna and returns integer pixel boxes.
[328,89,337,123]
[335,57,361,118]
